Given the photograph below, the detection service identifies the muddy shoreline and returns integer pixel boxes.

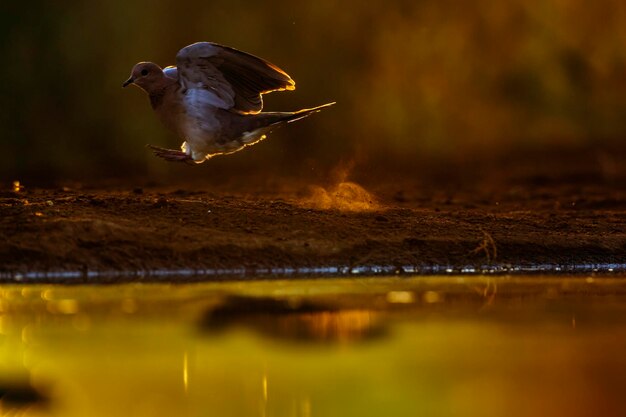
[3,150,626,283]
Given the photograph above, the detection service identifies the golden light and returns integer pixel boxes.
[302,182,379,212]
[386,291,416,304]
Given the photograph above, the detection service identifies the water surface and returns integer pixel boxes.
[1,276,625,416]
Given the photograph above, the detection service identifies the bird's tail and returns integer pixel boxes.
[266,102,336,126]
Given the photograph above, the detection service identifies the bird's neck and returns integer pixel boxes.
[147,77,176,109]
[149,90,166,110]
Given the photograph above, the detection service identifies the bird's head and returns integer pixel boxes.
[123,62,165,92]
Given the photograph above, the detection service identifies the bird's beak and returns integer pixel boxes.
[122,77,134,88]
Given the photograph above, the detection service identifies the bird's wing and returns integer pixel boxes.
[176,42,295,114]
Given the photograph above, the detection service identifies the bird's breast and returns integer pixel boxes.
[151,88,188,136]
[149,90,166,109]
[151,86,225,151]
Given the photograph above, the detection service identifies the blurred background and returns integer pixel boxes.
[1,0,626,181]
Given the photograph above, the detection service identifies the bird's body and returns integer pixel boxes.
[124,42,334,163]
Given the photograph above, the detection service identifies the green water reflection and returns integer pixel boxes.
[1,277,626,417]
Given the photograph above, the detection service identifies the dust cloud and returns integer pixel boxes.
[300,162,379,211]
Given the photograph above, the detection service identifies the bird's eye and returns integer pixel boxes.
[141,69,149,76]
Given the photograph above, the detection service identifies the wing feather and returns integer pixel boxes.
[176,42,295,113]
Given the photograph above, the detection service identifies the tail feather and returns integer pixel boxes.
[241,102,335,145]
[263,102,335,126]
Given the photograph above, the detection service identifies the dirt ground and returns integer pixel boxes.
[2,148,626,282]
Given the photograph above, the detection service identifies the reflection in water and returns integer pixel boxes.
[201,295,385,343]
[182,351,189,394]
[0,379,49,417]
[0,381,47,408]
[386,290,415,304]
[46,299,79,315]
[0,277,625,417]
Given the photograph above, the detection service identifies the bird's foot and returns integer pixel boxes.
[146,144,195,164]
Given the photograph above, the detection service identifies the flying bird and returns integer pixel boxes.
[123,42,334,164]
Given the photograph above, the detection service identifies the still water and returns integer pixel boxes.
[1,276,625,417]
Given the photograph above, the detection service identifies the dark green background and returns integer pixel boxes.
[2,1,626,180]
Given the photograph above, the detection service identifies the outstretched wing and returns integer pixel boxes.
[176,42,295,114]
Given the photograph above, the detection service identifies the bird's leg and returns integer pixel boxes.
[146,144,195,164]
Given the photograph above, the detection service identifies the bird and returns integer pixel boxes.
[123,41,335,164]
